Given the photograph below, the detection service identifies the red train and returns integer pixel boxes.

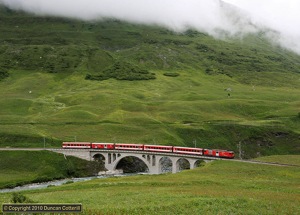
[62,142,235,159]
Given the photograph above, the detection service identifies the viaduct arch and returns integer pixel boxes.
[90,151,206,174]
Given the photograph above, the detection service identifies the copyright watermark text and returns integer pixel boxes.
[2,203,82,213]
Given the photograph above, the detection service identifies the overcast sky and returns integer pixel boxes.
[1,0,299,54]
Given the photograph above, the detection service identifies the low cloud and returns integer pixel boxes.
[1,0,299,54]
[224,0,300,54]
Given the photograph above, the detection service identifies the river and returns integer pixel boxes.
[0,173,139,193]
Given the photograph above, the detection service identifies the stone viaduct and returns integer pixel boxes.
[49,149,218,174]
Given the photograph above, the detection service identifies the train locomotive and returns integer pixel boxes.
[62,142,235,159]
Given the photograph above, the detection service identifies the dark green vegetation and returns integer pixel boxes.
[0,5,300,158]
[85,61,155,81]
[0,69,9,80]
[0,157,299,214]
[11,192,34,203]
[0,151,104,189]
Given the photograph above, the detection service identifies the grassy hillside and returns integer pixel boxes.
[0,157,299,214]
[0,5,299,158]
[255,155,300,166]
[0,151,103,189]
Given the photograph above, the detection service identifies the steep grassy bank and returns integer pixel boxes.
[0,151,103,189]
[0,157,299,214]
[0,69,299,158]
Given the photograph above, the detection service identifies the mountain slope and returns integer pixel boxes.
[0,6,299,158]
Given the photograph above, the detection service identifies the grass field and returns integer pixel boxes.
[0,5,300,158]
[0,68,299,158]
[255,155,300,166]
[0,156,299,214]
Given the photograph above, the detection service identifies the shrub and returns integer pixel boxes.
[163,72,180,77]
[0,69,9,80]
[32,176,53,183]
[85,61,156,81]
[64,180,74,185]
[65,161,76,176]
[4,183,16,189]
[86,161,105,176]
[196,44,212,52]
[11,192,34,203]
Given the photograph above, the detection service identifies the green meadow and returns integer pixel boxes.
[1,67,299,157]
[0,157,299,215]
[0,6,300,158]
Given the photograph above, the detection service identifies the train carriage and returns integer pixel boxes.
[62,142,91,149]
[144,144,173,153]
[115,143,144,151]
[173,146,203,155]
[92,143,115,149]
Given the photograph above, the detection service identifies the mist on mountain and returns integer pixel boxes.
[0,0,299,54]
